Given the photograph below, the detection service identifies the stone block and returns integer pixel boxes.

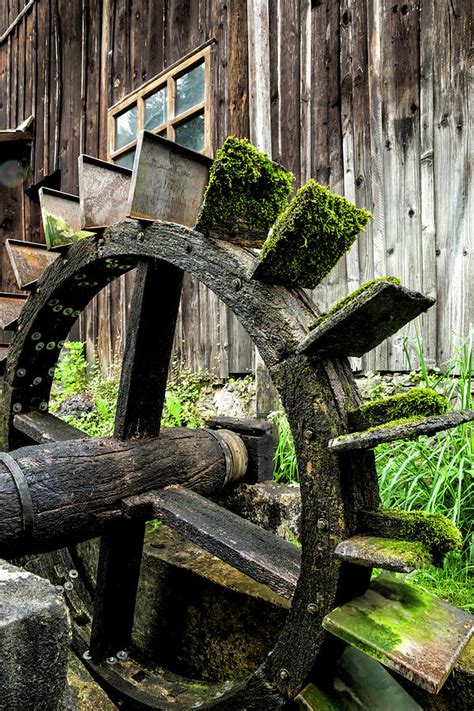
[0,559,70,711]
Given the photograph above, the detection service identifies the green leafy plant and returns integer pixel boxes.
[269,409,298,485]
[51,341,89,398]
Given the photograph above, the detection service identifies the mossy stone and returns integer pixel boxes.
[195,136,294,242]
[252,179,372,288]
[348,387,449,431]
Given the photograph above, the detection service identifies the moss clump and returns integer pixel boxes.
[195,136,294,237]
[363,536,432,570]
[365,510,462,561]
[349,387,448,430]
[320,276,401,323]
[43,212,94,249]
[366,415,427,432]
[253,179,372,288]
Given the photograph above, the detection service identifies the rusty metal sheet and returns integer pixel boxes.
[128,131,212,226]
[79,155,132,229]
[0,292,28,330]
[6,240,58,290]
[39,187,94,249]
[323,573,473,694]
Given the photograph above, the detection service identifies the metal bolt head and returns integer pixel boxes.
[106,656,117,665]
[232,278,242,291]
[304,428,314,441]
[116,650,128,661]
[82,650,92,661]
[137,232,144,242]
[279,668,290,681]
[307,603,317,615]
[69,569,79,579]
[64,581,74,591]
[317,518,329,532]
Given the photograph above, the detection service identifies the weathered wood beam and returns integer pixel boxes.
[328,409,474,451]
[298,281,435,357]
[14,411,87,443]
[147,485,301,600]
[114,260,183,440]
[91,259,183,661]
[334,535,431,573]
[0,428,246,557]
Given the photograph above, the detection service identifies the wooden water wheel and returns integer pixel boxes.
[1,135,472,709]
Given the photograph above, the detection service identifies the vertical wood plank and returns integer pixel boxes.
[418,0,437,366]
[433,0,472,363]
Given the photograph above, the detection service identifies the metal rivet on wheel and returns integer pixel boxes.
[39,402,48,412]
[56,585,64,593]
[317,518,329,532]
[64,581,74,591]
[106,656,117,665]
[83,650,92,661]
[48,367,55,377]
[116,650,128,661]
[46,341,56,350]
[279,669,290,680]
[69,569,79,579]
[72,310,81,318]
[191,702,203,708]
[232,278,242,291]
[33,376,42,385]
[31,332,41,341]
[137,232,144,242]
[53,304,62,313]
[57,340,65,349]
[63,307,73,316]
[16,368,26,378]
[49,299,59,307]
[13,403,22,413]
[307,603,317,615]
[35,342,45,351]
[304,428,314,441]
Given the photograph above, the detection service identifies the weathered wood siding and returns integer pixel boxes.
[1,0,472,374]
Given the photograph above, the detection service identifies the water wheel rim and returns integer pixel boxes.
[3,222,380,708]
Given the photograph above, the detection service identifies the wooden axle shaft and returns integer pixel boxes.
[0,427,248,558]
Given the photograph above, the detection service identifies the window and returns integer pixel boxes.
[107,45,212,168]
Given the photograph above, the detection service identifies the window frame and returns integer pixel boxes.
[107,43,213,163]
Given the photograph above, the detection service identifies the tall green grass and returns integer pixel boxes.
[376,330,473,559]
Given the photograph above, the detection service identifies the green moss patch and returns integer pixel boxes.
[320,276,401,323]
[43,211,94,249]
[195,136,294,240]
[361,509,462,562]
[349,387,448,431]
[252,179,372,288]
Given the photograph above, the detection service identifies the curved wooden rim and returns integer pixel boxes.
[3,221,380,708]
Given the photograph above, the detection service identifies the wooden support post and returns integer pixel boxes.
[90,258,183,662]
[89,520,145,662]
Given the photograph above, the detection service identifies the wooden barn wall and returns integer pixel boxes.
[1,0,472,376]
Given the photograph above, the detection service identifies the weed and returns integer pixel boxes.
[269,409,298,485]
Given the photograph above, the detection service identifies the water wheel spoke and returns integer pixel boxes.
[91,258,183,663]
[148,486,301,601]
[114,259,183,440]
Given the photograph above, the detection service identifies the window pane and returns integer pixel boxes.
[175,114,204,152]
[115,149,136,170]
[144,86,167,130]
[175,62,204,116]
[115,106,137,149]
